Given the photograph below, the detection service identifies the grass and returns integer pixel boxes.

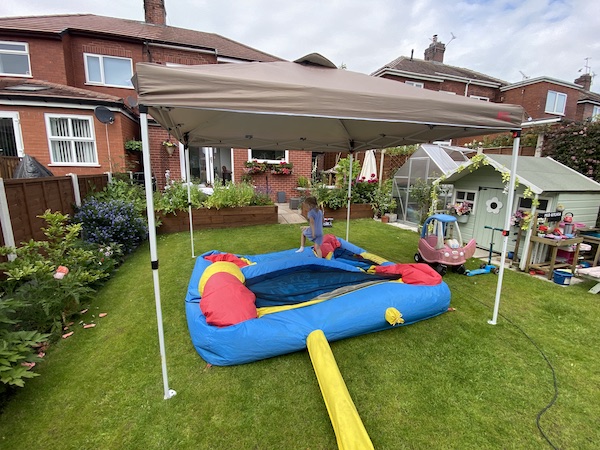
[1,219,599,449]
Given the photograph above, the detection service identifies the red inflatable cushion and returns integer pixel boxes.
[200,272,257,327]
[321,234,341,257]
[204,253,250,268]
[375,263,442,285]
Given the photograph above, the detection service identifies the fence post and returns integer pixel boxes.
[0,178,16,260]
[68,173,81,207]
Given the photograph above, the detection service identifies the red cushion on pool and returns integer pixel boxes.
[375,263,442,285]
[200,272,257,327]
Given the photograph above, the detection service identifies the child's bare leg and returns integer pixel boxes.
[314,243,322,258]
[296,233,306,252]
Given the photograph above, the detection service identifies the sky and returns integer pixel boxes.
[2,0,600,92]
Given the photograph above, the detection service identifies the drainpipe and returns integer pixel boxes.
[464,79,471,97]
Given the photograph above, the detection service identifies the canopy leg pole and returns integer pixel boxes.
[379,149,385,188]
[345,150,354,241]
[184,144,195,258]
[140,109,176,399]
[489,131,521,325]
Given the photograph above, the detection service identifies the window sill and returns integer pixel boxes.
[84,82,134,90]
[49,163,101,167]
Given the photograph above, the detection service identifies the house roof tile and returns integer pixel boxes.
[0,14,282,63]
[372,56,507,86]
[0,77,125,104]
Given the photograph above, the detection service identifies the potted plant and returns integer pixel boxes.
[243,160,268,174]
[371,180,397,220]
[162,140,178,156]
[448,201,472,223]
[270,161,293,175]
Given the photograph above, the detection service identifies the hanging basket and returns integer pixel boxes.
[456,214,469,223]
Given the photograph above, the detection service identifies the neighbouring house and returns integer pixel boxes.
[371,35,600,149]
[0,1,313,199]
[441,154,600,267]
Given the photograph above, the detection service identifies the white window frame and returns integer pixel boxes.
[0,40,32,77]
[84,53,134,88]
[45,114,99,166]
[592,105,600,122]
[515,196,550,214]
[453,190,477,213]
[405,81,424,88]
[0,111,25,157]
[470,95,489,102]
[247,149,289,164]
[545,90,567,115]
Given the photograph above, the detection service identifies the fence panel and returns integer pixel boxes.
[0,174,108,247]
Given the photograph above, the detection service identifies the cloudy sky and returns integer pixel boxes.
[2,0,599,92]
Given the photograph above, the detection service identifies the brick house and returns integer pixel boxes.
[371,35,600,147]
[0,0,312,199]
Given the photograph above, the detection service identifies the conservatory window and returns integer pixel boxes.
[248,149,288,164]
[45,114,98,165]
[545,91,566,115]
[0,41,31,76]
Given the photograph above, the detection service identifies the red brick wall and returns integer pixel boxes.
[232,148,312,202]
[380,74,501,101]
[501,81,580,120]
[147,125,181,189]
[0,105,136,177]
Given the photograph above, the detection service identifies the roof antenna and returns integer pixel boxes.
[410,49,414,61]
[519,70,530,80]
[446,32,457,46]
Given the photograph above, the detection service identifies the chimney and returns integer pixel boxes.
[144,0,166,26]
[424,34,446,63]
[574,73,592,91]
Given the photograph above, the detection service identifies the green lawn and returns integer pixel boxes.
[1,220,599,449]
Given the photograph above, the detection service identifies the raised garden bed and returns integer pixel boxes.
[158,205,278,234]
[301,202,373,220]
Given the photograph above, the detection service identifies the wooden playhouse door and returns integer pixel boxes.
[472,187,508,252]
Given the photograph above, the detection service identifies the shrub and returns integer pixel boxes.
[74,198,148,254]
[89,178,147,217]
[0,211,123,392]
[202,182,255,209]
[153,181,208,214]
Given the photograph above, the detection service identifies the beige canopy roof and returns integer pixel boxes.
[133,54,524,151]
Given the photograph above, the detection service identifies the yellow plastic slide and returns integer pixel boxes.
[307,329,374,450]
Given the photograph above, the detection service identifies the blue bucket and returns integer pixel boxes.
[553,270,573,285]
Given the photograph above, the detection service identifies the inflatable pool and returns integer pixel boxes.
[185,236,451,366]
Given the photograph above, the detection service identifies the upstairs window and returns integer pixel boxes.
[84,53,133,88]
[0,41,31,76]
[545,90,566,115]
[405,81,424,88]
[592,105,600,122]
[45,114,98,165]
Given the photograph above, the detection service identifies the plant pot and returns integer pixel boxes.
[381,215,390,223]
[456,214,469,223]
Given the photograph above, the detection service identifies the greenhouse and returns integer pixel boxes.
[393,144,470,224]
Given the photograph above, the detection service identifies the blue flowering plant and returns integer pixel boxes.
[74,198,148,254]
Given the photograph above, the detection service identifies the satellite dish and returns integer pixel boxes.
[94,106,114,124]
[125,95,138,108]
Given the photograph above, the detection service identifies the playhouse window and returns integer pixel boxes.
[454,190,476,211]
[516,197,549,212]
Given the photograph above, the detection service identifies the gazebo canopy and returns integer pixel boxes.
[133,54,524,152]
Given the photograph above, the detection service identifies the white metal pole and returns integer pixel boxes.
[489,131,521,325]
[140,109,176,399]
[0,178,16,260]
[184,144,195,258]
[379,149,385,188]
[345,151,353,241]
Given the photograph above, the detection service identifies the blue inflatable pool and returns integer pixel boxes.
[185,237,451,366]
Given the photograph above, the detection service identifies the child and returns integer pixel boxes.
[296,196,323,258]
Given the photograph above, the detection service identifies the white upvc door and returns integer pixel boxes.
[0,111,24,157]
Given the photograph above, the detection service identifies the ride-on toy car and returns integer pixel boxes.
[415,213,477,275]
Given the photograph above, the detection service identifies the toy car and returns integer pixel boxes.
[414,213,477,276]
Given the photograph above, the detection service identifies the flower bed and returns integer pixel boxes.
[157,205,278,233]
[301,202,373,220]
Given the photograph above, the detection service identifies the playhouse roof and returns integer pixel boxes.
[443,155,600,194]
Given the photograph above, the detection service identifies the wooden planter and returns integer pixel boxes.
[157,205,278,234]
[301,202,373,220]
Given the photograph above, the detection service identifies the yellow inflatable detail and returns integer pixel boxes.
[307,330,374,450]
[198,261,245,296]
[385,307,404,326]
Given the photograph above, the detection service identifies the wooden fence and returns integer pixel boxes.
[0,174,109,248]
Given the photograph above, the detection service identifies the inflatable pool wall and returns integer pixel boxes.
[185,238,451,366]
